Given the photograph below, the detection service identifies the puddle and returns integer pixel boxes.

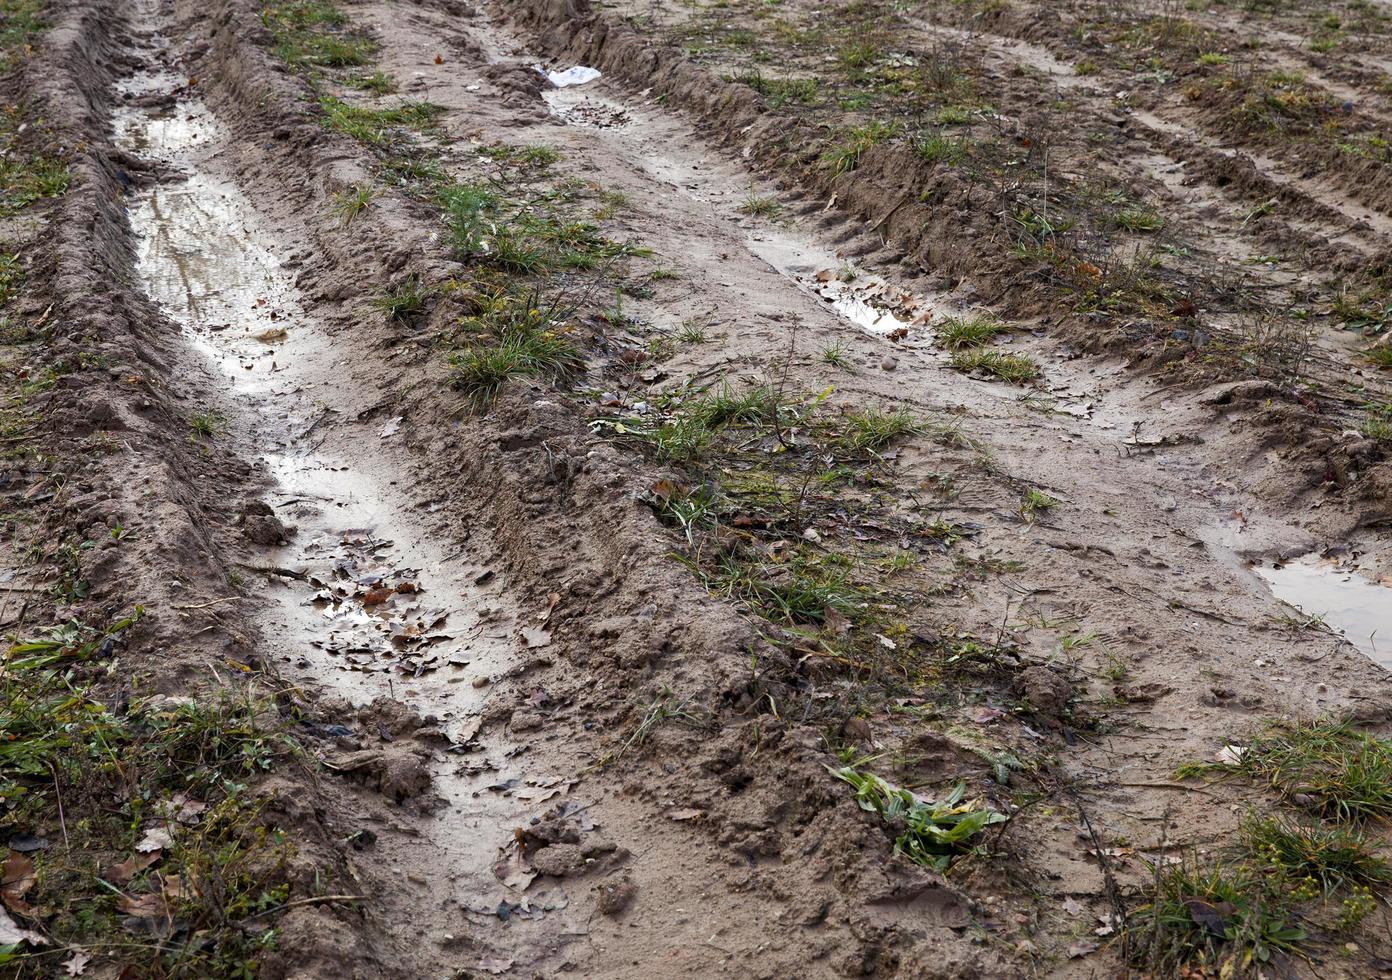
[113,47,586,957]
[1255,555,1392,665]
[543,88,631,129]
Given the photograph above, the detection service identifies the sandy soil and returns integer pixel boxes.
[5,0,1392,976]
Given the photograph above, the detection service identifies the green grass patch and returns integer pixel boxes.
[0,0,44,72]
[329,184,372,227]
[261,0,375,69]
[0,615,315,975]
[371,275,429,321]
[840,407,918,452]
[317,95,442,146]
[449,287,584,403]
[950,348,1040,383]
[824,120,901,175]
[1126,855,1308,975]
[1180,721,1392,822]
[732,71,821,108]
[0,253,22,307]
[936,312,1007,350]
[1242,814,1391,895]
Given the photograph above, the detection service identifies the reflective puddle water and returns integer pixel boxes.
[113,57,586,963]
[1256,555,1392,665]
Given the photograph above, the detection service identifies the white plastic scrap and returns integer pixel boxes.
[537,64,602,88]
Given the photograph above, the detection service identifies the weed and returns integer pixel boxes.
[934,104,981,125]
[1075,58,1100,75]
[647,414,713,463]
[738,194,783,218]
[1020,487,1060,521]
[821,340,854,369]
[350,69,395,94]
[262,0,375,68]
[840,407,919,451]
[1242,814,1391,895]
[318,95,441,145]
[1180,721,1392,822]
[0,253,21,306]
[1125,855,1308,974]
[0,148,68,218]
[1366,344,1392,370]
[1361,403,1392,440]
[937,313,1007,350]
[329,183,373,226]
[950,348,1040,383]
[449,288,583,403]
[676,318,706,344]
[609,688,710,763]
[1111,205,1165,233]
[734,71,821,108]
[0,615,312,973]
[913,131,967,165]
[371,275,429,321]
[654,482,718,545]
[830,765,1006,870]
[188,409,225,439]
[691,384,784,430]
[0,0,44,72]
[700,551,860,624]
[824,120,901,174]
[441,180,641,274]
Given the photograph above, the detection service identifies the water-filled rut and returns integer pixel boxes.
[111,21,588,970]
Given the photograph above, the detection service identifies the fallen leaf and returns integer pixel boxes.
[136,826,174,853]
[2,851,35,913]
[434,53,444,65]
[970,706,1006,724]
[0,905,44,946]
[62,951,91,976]
[106,851,160,886]
[362,586,393,605]
[1215,744,1247,766]
[1184,897,1234,937]
[254,327,287,343]
[665,808,704,822]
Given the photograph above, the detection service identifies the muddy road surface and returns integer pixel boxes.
[4,0,1392,977]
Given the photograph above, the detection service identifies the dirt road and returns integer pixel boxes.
[4,0,1392,976]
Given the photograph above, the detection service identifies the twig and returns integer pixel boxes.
[48,762,69,850]
[173,596,244,611]
[243,893,365,920]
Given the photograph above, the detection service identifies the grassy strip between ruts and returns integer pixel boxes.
[1124,721,1392,974]
[0,615,323,977]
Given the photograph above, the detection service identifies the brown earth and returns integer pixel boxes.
[4,0,1392,977]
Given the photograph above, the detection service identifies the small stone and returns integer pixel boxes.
[880,356,898,371]
[596,878,635,916]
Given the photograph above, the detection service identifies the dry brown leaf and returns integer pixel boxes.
[0,906,44,947]
[1,851,35,914]
[106,851,160,886]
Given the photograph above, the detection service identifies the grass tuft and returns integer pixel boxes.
[937,313,1008,350]
[1180,721,1392,822]
[841,407,918,451]
[950,348,1040,383]
[371,275,430,321]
